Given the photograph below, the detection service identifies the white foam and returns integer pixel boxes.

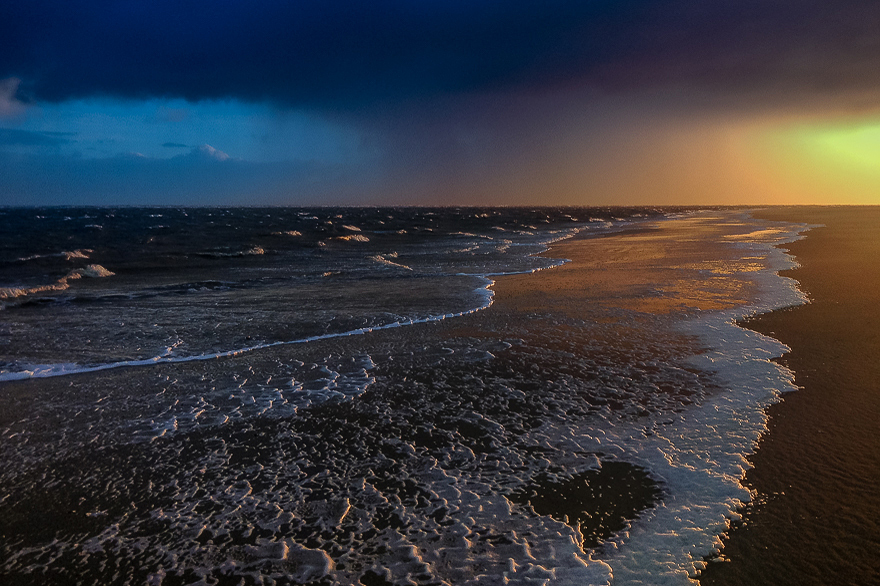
[584,212,813,584]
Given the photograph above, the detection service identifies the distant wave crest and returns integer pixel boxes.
[0,263,115,301]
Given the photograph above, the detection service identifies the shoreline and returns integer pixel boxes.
[481,209,809,582]
[0,209,817,585]
[698,206,880,586]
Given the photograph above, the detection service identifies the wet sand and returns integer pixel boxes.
[698,207,880,586]
[493,215,761,318]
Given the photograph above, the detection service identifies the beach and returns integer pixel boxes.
[0,208,812,584]
[698,207,880,586]
[5,0,879,581]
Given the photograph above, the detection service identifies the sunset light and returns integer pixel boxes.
[2,2,879,585]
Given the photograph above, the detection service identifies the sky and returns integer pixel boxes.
[2,0,880,206]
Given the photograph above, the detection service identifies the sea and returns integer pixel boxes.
[0,207,809,585]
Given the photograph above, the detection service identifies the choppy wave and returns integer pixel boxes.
[0,264,115,301]
[14,249,93,263]
[368,254,413,271]
[194,245,265,258]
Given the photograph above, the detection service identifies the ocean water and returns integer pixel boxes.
[0,207,809,585]
[0,207,615,380]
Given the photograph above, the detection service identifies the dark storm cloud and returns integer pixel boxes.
[1,0,624,106]
[3,0,879,112]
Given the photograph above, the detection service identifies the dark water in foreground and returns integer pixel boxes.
[0,207,808,585]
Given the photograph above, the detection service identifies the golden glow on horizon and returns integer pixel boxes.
[753,118,880,204]
[392,98,880,206]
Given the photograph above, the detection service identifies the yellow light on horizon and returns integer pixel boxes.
[755,118,880,204]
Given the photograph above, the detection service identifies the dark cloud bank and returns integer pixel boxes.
[4,0,880,112]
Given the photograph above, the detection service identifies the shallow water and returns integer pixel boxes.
[0,207,809,585]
